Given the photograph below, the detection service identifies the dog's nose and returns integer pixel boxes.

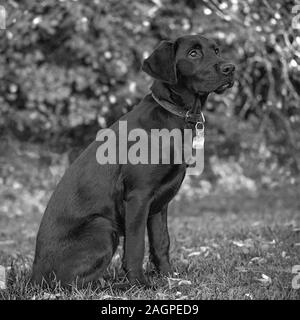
[220,63,235,76]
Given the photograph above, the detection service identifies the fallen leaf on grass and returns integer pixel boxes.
[258,239,276,252]
[249,257,266,264]
[187,251,201,257]
[178,280,192,286]
[176,295,189,300]
[0,265,6,290]
[235,266,248,273]
[102,294,115,300]
[266,239,276,245]
[251,221,261,227]
[232,239,254,248]
[204,251,210,258]
[187,246,210,257]
[255,274,272,286]
[292,265,300,274]
[41,293,62,300]
[245,293,253,300]
[232,241,245,247]
[232,239,255,254]
[167,277,192,289]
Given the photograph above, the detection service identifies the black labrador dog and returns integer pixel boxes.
[31,34,235,288]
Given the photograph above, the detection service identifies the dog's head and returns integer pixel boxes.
[142,35,235,95]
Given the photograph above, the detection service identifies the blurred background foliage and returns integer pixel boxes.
[0,0,300,187]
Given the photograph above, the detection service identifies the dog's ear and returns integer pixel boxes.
[142,40,177,84]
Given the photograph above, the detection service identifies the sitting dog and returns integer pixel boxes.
[31,34,235,288]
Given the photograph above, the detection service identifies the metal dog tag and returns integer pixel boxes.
[192,122,205,149]
[192,134,204,149]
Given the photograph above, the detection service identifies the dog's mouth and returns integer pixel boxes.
[214,80,234,94]
[198,80,234,95]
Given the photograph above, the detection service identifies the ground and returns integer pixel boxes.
[0,139,300,300]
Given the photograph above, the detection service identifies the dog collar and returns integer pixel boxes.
[151,93,205,124]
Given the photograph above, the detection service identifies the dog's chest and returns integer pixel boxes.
[150,165,186,214]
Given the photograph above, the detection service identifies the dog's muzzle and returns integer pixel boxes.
[214,79,234,94]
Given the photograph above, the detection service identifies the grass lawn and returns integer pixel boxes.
[0,141,300,300]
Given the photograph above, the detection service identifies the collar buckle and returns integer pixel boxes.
[185,110,205,124]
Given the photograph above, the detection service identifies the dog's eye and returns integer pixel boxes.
[188,49,201,58]
[215,48,220,55]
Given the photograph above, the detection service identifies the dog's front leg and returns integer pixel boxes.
[123,192,151,287]
[147,204,172,275]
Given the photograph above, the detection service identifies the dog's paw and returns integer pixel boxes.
[159,264,173,276]
[127,273,153,289]
[152,263,173,277]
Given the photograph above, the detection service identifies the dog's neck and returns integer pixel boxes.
[151,80,208,114]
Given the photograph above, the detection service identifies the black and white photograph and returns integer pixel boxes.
[0,0,300,304]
